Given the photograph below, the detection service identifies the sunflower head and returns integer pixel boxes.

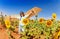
[22,18,29,25]
[38,18,44,24]
[52,13,57,19]
[54,31,60,39]
[5,20,11,29]
[46,20,53,27]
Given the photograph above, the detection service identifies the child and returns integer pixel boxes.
[19,7,41,34]
[19,11,29,34]
[19,11,35,34]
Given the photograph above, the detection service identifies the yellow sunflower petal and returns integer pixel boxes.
[5,20,11,29]
[52,13,57,19]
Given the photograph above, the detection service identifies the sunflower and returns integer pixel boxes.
[22,18,29,25]
[38,18,44,24]
[52,13,57,19]
[5,20,11,29]
[46,20,53,27]
[54,31,60,39]
[57,31,60,36]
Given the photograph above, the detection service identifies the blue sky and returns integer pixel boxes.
[0,0,60,19]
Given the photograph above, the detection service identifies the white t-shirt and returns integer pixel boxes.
[19,15,29,26]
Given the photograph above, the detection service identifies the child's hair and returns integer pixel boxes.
[20,11,25,17]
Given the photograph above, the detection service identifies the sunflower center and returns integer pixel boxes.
[53,16,56,18]
[47,21,52,25]
[23,20,28,24]
[39,19,43,22]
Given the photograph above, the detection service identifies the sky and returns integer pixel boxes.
[0,0,60,20]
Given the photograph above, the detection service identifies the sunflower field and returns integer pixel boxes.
[19,13,60,39]
[0,13,60,39]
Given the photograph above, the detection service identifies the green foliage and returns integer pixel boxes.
[20,20,60,39]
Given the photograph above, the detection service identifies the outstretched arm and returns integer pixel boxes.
[25,7,41,19]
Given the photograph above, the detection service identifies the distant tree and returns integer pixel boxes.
[0,12,5,27]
